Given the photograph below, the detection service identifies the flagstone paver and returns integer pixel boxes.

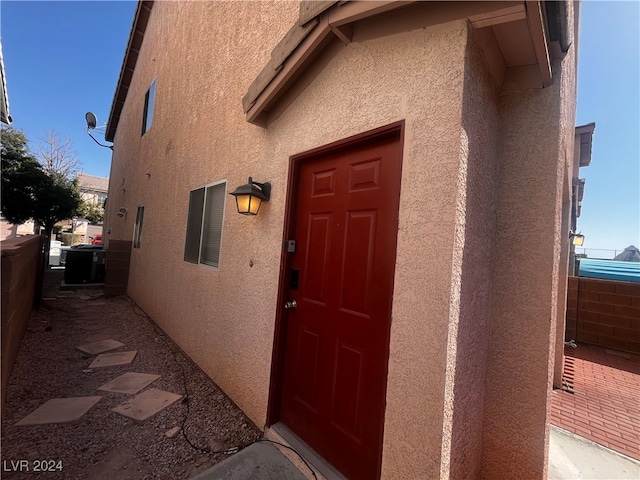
[89,351,137,369]
[98,372,161,394]
[77,339,125,355]
[112,388,182,423]
[15,397,102,426]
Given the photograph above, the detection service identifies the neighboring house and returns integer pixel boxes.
[77,173,109,208]
[0,218,35,241]
[568,123,594,275]
[572,123,595,230]
[104,2,580,479]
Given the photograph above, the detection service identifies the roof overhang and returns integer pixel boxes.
[575,122,596,168]
[106,1,154,142]
[244,0,567,127]
[104,1,570,137]
[0,40,12,124]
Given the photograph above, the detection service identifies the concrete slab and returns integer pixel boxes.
[190,442,308,480]
[549,426,640,479]
[15,397,102,426]
[97,372,161,394]
[112,388,182,423]
[88,351,137,369]
[77,339,124,355]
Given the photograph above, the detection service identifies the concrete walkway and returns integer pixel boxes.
[549,426,640,479]
[188,424,640,480]
[18,397,629,480]
[191,442,308,480]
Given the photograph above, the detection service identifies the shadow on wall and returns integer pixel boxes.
[443,34,499,480]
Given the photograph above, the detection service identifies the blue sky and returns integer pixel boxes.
[1,1,639,253]
[574,1,639,255]
[1,1,136,177]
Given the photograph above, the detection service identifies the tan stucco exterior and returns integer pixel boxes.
[105,2,579,478]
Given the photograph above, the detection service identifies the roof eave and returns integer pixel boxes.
[105,1,154,142]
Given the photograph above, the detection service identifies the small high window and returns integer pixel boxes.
[133,205,144,249]
[141,79,156,135]
[184,181,226,268]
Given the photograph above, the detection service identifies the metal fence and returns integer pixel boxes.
[574,248,625,260]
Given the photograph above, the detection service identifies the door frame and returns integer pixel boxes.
[266,120,405,453]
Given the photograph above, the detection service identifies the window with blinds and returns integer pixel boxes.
[141,79,156,136]
[133,205,144,249]
[184,181,226,268]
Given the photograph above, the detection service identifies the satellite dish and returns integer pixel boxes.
[85,112,98,130]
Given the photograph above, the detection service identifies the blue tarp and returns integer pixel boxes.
[578,258,640,283]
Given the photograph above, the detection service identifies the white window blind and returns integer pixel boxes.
[184,181,226,268]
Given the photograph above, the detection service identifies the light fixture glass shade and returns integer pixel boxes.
[229,177,271,216]
[572,234,585,246]
[235,194,262,215]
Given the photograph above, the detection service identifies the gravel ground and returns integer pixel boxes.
[1,269,261,479]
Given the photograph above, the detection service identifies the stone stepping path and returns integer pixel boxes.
[15,335,181,428]
[112,388,182,423]
[15,397,102,426]
[77,339,124,355]
[98,372,161,395]
[89,351,137,369]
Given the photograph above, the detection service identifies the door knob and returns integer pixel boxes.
[284,300,297,309]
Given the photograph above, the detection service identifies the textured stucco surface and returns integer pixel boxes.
[554,3,581,391]
[480,6,578,479]
[107,0,300,428]
[106,2,578,479]
[440,28,499,480]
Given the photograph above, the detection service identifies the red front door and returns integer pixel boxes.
[280,129,403,480]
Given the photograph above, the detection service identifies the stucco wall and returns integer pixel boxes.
[440,28,499,480]
[280,22,470,480]
[108,2,472,477]
[107,0,299,425]
[554,2,580,391]
[107,2,577,479]
[480,6,578,478]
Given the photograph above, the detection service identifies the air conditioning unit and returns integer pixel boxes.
[64,248,106,284]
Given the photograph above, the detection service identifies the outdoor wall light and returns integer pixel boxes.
[570,232,585,246]
[229,177,271,215]
[117,207,128,218]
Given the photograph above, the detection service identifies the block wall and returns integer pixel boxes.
[573,277,640,354]
[1,235,42,411]
[565,276,579,341]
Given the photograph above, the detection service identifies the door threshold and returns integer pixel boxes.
[267,423,347,480]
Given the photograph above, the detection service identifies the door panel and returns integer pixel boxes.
[280,131,403,480]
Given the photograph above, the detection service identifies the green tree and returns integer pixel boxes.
[78,201,104,224]
[1,126,82,247]
[0,126,42,224]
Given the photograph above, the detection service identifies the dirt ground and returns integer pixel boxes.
[1,270,261,479]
